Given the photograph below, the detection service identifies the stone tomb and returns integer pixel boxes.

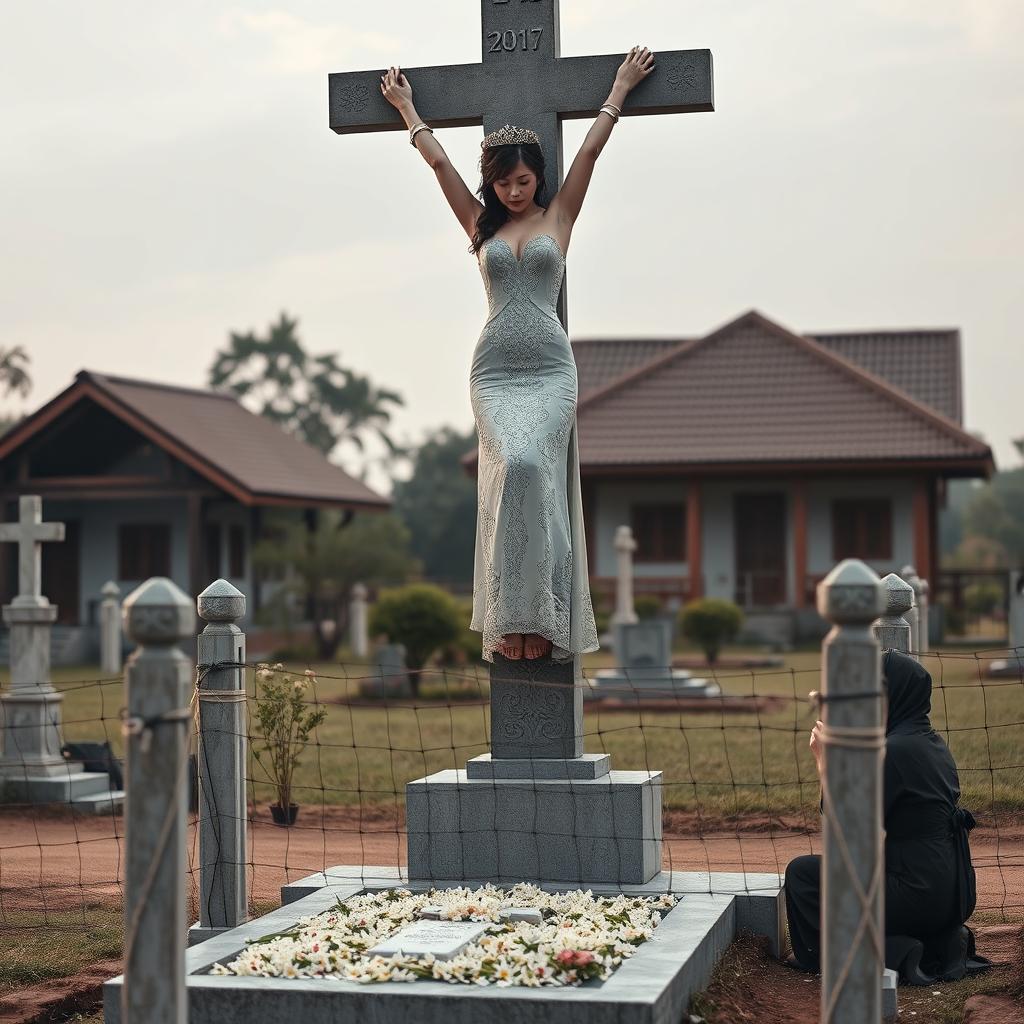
[104,867,785,1024]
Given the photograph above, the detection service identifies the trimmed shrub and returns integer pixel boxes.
[633,595,662,620]
[679,598,744,665]
[369,584,462,696]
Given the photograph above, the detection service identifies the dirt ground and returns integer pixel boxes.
[1,806,1021,1023]
[1,805,1020,916]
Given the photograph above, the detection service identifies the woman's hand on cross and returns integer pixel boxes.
[614,46,656,93]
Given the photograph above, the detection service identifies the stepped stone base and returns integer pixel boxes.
[1,768,124,813]
[407,768,662,885]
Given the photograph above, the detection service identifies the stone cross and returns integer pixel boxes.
[611,524,639,627]
[329,0,714,326]
[0,496,64,609]
[100,581,123,675]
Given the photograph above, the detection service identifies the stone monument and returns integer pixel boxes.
[611,525,639,626]
[591,525,715,699]
[989,569,1024,677]
[100,580,123,675]
[0,496,122,811]
[349,582,369,658]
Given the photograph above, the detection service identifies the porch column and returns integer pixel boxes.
[687,481,702,600]
[912,477,932,583]
[792,481,808,608]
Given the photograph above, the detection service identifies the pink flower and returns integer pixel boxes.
[555,949,576,966]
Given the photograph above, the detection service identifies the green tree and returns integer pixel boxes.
[252,510,417,660]
[369,584,462,697]
[208,312,406,478]
[943,468,1024,568]
[0,345,31,436]
[390,425,478,584]
[679,598,744,665]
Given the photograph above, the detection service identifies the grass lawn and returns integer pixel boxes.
[15,646,1024,820]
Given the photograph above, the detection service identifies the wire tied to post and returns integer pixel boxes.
[810,689,888,1022]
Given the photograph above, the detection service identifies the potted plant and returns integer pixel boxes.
[251,663,327,826]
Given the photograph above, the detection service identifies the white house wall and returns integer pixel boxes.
[45,498,190,626]
[591,478,688,578]
[805,477,915,578]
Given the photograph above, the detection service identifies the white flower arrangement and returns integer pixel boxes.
[210,883,676,987]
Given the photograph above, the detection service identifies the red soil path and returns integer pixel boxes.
[1,806,1020,918]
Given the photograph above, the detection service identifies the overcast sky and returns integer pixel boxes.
[2,1,1021,494]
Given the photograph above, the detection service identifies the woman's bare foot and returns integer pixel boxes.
[495,633,524,660]
[523,633,553,659]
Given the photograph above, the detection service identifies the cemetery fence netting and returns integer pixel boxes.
[0,649,1021,935]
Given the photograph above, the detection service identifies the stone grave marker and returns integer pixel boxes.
[989,569,1024,677]
[0,497,122,811]
[368,919,492,960]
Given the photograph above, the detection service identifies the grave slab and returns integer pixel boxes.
[105,870,772,1024]
[368,919,492,959]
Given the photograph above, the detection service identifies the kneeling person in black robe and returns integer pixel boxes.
[785,650,982,983]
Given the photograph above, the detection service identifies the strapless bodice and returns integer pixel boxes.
[478,233,565,323]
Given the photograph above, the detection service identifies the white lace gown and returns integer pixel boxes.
[469,232,600,664]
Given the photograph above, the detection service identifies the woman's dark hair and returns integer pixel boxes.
[469,142,549,256]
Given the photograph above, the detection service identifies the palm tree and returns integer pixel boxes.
[0,346,31,399]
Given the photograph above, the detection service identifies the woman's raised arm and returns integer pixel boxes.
[550,46,655,229]
[381,67,484,241]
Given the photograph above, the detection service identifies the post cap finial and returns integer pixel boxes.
[197,578,246,622]
[879,572,915,616]
[101,580,121,598]
[817,558,885,624]
[123,577,195,644]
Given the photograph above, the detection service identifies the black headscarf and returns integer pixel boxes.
[883,649,933,737]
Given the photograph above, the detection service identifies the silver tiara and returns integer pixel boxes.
[481,123,541,149]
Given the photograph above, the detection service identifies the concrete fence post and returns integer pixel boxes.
[121,576,194,1024]
[817,559,886,1024]
[916,575,930,654]
[190,579,248,945]
[100,581,123,675]
[900,565,923,655]
[874,573,914,655]
[350,582,369,658]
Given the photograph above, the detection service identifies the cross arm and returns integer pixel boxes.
[329,63,489,134]
[551,49,714,119]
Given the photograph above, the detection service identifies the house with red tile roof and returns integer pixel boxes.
[0,370,390,660]
[464,310,994,642]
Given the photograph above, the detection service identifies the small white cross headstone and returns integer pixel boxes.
[612,525,639,626]
[0,496,65,609]
[367,919,492,960]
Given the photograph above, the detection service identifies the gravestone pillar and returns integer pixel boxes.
[189,579,248,946]
[900,564,923,655]
[874,573,913,655]
[1011,570,1024,651]
[0,497,67,783]
[612,525,639,627]
[122,576,194,1024]
[817,560,886,1024]
[100,581,123,675]
[350,582,369,658]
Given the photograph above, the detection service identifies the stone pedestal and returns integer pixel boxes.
[0,602,68,779]
[591,620,717,698]
[100,581,123,675]
[407,654,662,885]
